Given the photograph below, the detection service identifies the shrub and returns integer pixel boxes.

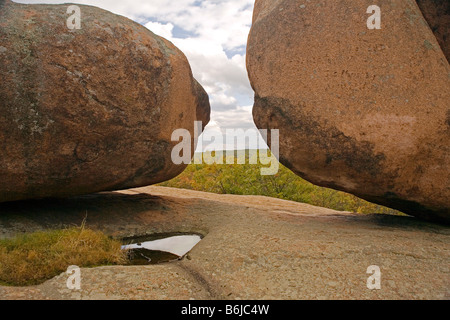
[159,151,403,216]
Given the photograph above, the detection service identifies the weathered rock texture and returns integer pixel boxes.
[247,0,450,223]
[0,1,210,202]
[416,0,450,61]
[0,186,448,300]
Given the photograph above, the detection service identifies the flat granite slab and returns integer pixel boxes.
[0,186,448,300]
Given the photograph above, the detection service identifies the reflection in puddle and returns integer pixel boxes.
[122,234,202,265]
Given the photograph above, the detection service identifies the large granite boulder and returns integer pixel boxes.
[0,0,210,202]
[247,0,450,222]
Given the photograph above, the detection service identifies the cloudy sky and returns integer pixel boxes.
[15,0,266,151]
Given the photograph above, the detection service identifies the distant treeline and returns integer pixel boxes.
[159,150,404,216]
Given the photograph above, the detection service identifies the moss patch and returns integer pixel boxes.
[0,226,127,286]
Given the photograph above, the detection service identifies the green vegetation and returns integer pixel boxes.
[159,150,403,216]
[0,226,127,286]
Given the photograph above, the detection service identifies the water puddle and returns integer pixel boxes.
[121,233,203,265]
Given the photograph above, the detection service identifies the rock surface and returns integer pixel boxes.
[416,0,450,61]
[247,0,450,222]
[0,186,448,300]
[0,1,210,203]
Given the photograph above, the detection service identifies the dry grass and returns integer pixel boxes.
[0,226,128,286]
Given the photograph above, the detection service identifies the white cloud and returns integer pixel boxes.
[199,105,269,151]
[14,0,258,150]
[144,21,174,40]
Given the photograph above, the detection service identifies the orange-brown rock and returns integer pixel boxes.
[0,1,210,202]
[247,0,450,222]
